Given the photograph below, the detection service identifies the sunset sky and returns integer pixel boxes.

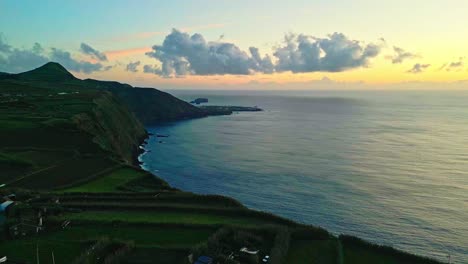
[1,0,467,89]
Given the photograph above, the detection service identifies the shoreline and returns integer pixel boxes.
[136,126,444,263]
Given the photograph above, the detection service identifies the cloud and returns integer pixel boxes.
[80,43,107,61]
[145,29,274,77]
[144,30,380,77]
[447,58,464,71]
[0,37,49,72]
[274,32,381,73]
[250,47,274,74]
[387,46,418,64]
[407,63,430,74]
[50,48,109,74]
[439,57,465,72]
[126,61,141,72]
[0,34,12,53]
[0,35,111,74]
[143,64,163,76]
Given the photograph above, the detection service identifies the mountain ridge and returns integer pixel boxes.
[0,62,206,124]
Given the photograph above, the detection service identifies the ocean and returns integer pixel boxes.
[139,90,468,263]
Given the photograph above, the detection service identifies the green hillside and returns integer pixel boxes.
[0,63,442,264]
[0,62,207,124]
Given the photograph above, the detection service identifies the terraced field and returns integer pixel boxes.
[0,63,443,264]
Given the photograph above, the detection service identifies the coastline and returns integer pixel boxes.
[137,126,444,264]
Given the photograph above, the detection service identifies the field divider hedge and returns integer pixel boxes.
[50,204,301,226]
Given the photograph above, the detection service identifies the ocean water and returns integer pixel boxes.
[139,90,468,263]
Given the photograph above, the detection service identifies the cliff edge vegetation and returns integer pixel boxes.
[0,63,443,264]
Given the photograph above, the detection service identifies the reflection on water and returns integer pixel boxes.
[140,90,468,262]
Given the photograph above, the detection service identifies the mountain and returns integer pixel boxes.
[2,62,77,82]
[0,62,206,124]
[81,79,207,124]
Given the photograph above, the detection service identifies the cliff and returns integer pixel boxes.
[72,91,147,164]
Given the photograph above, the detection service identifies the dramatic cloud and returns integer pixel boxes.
[250,47,274,74]
[273,33,381,73]
[80,43,107,61]
[387,46,418,64]
[126,61,141,72]
[0,37,48,72]
[0,36,111,74]
[144,30,381,77]
[143,64,163,76]
[50,48,109,74]
[407,63,430,74]
[145,29,274,77]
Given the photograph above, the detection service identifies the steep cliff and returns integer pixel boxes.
[72,91,147,164]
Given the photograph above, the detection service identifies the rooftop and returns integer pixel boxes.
[0,201,14,212]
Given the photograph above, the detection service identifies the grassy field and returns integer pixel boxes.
[121,247,189,264]
[0,88,117,189]
[342,244,436,264]
[286,239,338,264]
[0,69,146,189]
[0,239,87,264]
[0,224,210,263]
[62,167,147,192]
[9,157,118,189]
[56,210,276,226]
[43,225,215,247]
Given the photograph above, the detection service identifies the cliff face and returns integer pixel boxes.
[1,62,209,125]
[81,79,207,125]
[73,92,147,164]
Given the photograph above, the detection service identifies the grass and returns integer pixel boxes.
[121,247,189,264]
[339,235,442,264]
[286,239,338,264]
[63,167,147,193]
[0,224,208,263]
[42,225,215,248]
[0,239,86,264]
[56,210,276,226]
[0,119,41,129]
[0,151,34,182]
[9,156,118,189]
[342,243,439,264]
[9,149,72,167]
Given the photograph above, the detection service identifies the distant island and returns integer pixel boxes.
[200,105,263,115]
[190,98,209,104]
[0,63,442,264]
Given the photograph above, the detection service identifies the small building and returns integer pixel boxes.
[0,201,14,214]
[0,201,14,227]
[195,256,213,264]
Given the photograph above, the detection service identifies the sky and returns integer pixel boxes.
[1,0,467,90]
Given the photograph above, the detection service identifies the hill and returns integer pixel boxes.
[0,63,443,264]
[0,62,206,124]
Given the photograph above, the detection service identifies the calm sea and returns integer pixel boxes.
[139,90,468,263]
